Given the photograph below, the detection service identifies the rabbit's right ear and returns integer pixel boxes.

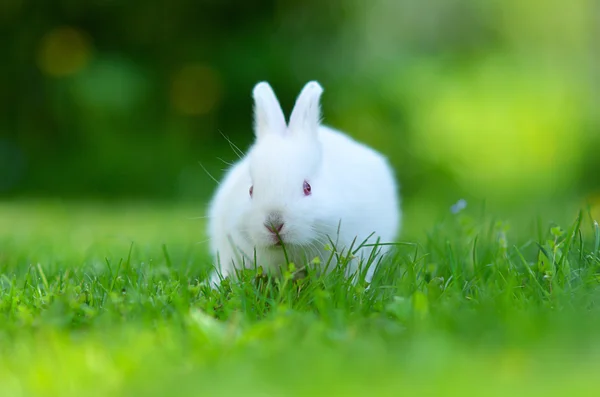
[252,82,287,139]
[288,81,323,138]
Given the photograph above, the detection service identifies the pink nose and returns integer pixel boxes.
[265,222,284,235]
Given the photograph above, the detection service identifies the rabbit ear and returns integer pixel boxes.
[288,81,323,137]
[252,82,287,139]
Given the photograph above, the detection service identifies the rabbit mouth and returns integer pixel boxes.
[266,235,285,248]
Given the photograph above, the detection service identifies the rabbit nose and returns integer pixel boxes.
[265,222,284,235]
[265,212,284,234]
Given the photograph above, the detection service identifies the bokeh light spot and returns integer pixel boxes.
[70,56,149,112]
[169,64,222,116]
[37,26,92,77]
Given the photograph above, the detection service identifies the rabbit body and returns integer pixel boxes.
[206,81,400,286]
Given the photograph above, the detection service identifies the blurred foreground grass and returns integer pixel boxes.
[0,200,599,396]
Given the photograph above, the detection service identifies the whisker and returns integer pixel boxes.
[198,161,220,185]
[217,157,234,166]
[186,215,209,220]
[218,129,245,159]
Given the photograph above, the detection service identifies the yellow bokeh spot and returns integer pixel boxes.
[37,26,92,77]
[170,64,222,116]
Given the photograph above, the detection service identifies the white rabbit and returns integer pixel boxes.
[206,81,401,286]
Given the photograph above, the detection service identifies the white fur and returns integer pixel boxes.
[206,81,401,286]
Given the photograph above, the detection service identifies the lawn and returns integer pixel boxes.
[0,200,599,396]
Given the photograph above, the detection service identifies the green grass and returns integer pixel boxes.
[1,200,600,396]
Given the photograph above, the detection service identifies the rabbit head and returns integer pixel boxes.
[240,81,329,250]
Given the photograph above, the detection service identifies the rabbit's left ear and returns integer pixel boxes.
[252,82,287,139]
[288,81,323,138]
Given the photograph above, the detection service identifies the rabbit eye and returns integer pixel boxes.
[303,181,311,196]
[249,185,253,198]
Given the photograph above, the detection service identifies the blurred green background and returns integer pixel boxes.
[1,0,599,227]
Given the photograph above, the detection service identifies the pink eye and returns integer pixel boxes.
[249,185,253,197]
[303,180,311,196]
